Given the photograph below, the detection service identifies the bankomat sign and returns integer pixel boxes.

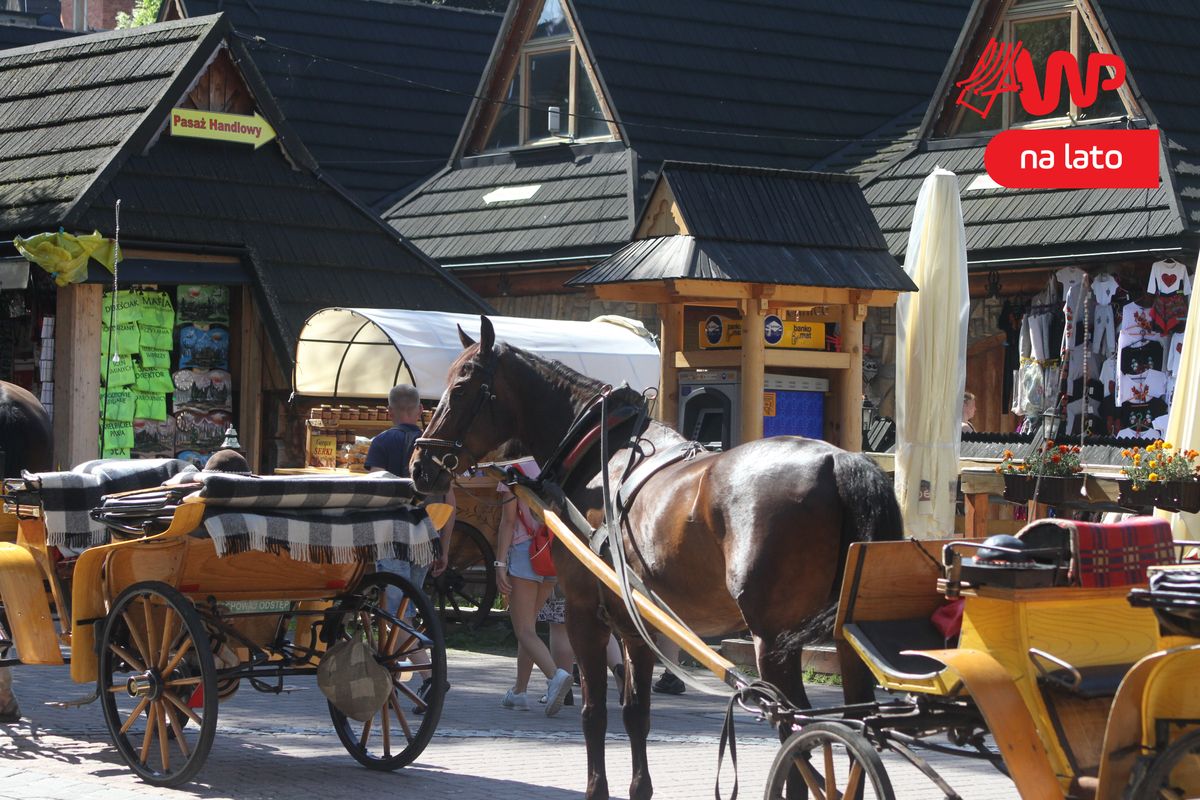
[958,39,1159,189]
[700,315,823,350]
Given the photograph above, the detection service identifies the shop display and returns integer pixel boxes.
[131,417,176,458]
[177,284,229,324]
[177,323,230,370]
[175,408,232,453]
[1007,262,1191,439]
[172,369,232,413]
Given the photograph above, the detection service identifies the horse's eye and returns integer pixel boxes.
[451,386,464,398]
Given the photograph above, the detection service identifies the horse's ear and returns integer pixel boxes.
[479,316,495,354]
[457,324,475,349]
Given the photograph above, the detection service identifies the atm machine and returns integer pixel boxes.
[677,369,828,450]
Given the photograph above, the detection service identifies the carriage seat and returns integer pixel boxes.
[1017,516,1175,588]
[1028,648,1131,700]
[842,618,950,678]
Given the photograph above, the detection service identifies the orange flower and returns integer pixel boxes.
[1058,444,1070,453]
[1002,449,1014,459]
[1051,454,1062,463]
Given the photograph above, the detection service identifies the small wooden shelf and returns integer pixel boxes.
[305,419,390,431]
[675,349,851,370]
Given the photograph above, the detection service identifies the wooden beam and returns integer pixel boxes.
[836,302,864,452]
[658,303,682,428]
[53,284,102,469]
[467,0,540,153]
[460,266,585,297]
[122,249,241,264]
[676,349,851,370]
[739,298,765,443]
[238,287,264,472]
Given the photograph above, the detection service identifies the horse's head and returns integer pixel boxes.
[412,316,517,493]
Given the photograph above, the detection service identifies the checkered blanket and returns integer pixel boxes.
[202,506,438,566]
[28,458,195,547]
[195,473,417,510]
[1030,517,1176,588]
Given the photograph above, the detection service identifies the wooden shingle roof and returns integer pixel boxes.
[570,162,914,292]
[168,0,502,208]
[0,16,490,365]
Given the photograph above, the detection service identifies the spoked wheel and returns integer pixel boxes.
[98,581,217,787]
[328,571,446,770]
[1129,728,1200,800]
[423,521,496,628]
[765,722,895,800]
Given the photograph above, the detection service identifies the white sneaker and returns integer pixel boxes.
[544,668,572,717]
[501,688,529,710]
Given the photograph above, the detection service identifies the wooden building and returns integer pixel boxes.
[0,15,489,471]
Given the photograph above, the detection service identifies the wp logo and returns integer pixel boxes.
[956,38,1126,119]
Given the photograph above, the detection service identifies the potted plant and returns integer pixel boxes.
[996,442,1086,505]
[1117,445,1163,508]
[1153,442,1200,513]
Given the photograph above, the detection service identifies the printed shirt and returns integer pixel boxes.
[496,459,542,546]
[1147,260,1192,295]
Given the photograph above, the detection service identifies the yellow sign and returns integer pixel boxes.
[311,434,338,467]
[763,392,776,417]
[699,315,825,350]
[170,108,277,149]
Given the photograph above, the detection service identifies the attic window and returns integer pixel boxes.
[482,184,541,204]
[481,0,614,151]
[951,0,1129,135]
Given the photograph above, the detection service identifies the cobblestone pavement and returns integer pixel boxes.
[0,649,1018,799]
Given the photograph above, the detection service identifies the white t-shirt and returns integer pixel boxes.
[1148,259,1192,295]
[1119,302,1156,336]
[1117,369,1167,404]
[1119,427,1162,439]
[1092,273,1120,305]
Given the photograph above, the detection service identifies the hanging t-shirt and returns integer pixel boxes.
[101,388,135,422]
[1147,259,1192,295]
[134,365,174,394]
[1120,339,1165,375]
[134,390,167,421]
[1119,302,1156,337]
[139,349,171,370]
[138,323,173,352]
[1118,427,1162,440]
[100,321,141,355]
[137,291,175,329]
[1117,369,1167,405]
[1119,398,1169,434]
[1168,332,1186,375]
[132,417,176,458]
[178,324,230,370]
[101,419,134,450]
[102,290,141,326]
[101,354,136,388]
[1092,274,1120,305]
[1151,292,1188,335]
[177,285,230,324]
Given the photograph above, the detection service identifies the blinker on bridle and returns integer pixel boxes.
[414,361,497,476]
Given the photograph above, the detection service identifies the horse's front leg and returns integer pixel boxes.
[623,637,656,800]
[567,604,613,800]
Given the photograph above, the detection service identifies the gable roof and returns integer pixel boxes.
[0,15,490,363]
[390,0,972,268]
[166,0,502,208]
[570,162,915,292]
[861,0,1200,265]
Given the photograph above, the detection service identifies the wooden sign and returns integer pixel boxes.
[170,108,277,149]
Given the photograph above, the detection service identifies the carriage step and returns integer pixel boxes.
[719,639,841,676]
[45,690,98,708]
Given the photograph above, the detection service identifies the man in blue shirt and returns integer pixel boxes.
[367,384,453,711]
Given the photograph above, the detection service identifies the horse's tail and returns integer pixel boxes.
[790,451,902,646]
[0,383,52,477]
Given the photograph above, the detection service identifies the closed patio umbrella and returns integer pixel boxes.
[894,168,969,539]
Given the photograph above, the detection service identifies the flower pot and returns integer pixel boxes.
[1117,479,1161,509]
[1028,475,1087,506]
[1002,473,1034,503]
[1158,480,1200,514]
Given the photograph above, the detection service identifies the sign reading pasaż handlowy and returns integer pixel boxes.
[170,108,277,149]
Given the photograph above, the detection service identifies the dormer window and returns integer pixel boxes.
[951,0,1130,135]
[479,0,614,152]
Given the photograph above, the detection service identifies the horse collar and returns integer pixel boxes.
[552,404,642,481]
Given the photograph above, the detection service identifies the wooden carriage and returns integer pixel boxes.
[0,465,447,787]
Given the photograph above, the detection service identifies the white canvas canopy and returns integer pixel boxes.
[294,308,660,401]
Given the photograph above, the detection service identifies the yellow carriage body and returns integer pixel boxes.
[836,537,1200,800]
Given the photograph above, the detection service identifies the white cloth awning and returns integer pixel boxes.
[293,308,661,400]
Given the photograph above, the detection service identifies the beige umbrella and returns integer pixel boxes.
[1158,254,1200,538]
[894,168,969,539]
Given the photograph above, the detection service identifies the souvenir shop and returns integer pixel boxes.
[1002,258,1190,441]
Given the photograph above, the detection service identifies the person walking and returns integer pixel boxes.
[495,459,573,716]
[366,383,455,710]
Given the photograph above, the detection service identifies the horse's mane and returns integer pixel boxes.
[502,343,642,410]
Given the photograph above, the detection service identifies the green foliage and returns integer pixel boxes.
[115,0,163,29]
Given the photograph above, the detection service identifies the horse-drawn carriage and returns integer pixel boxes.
[0,460,447,787]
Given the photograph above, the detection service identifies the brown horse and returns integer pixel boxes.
[411,317,901,800]
[0,379,52,722]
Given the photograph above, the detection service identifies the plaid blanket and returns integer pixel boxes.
[195,473,416,510]
[202,506,438,565]
[1032,517,1176,588]
[29,458,195,547]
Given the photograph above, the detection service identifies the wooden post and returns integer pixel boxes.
[658,303,682,428]
[837,300,866,452]
[239,287,263,472]
[965,491,991,538]
[739,298,765,444]
[52,284,102,469]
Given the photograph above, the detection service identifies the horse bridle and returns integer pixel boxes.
[414,360,496,477]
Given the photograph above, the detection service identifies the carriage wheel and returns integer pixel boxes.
[764,722,895,800]
[1129,728,1200,800]
[423,521,497,628]
[98,581,218,787]
[328,572,446,770]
